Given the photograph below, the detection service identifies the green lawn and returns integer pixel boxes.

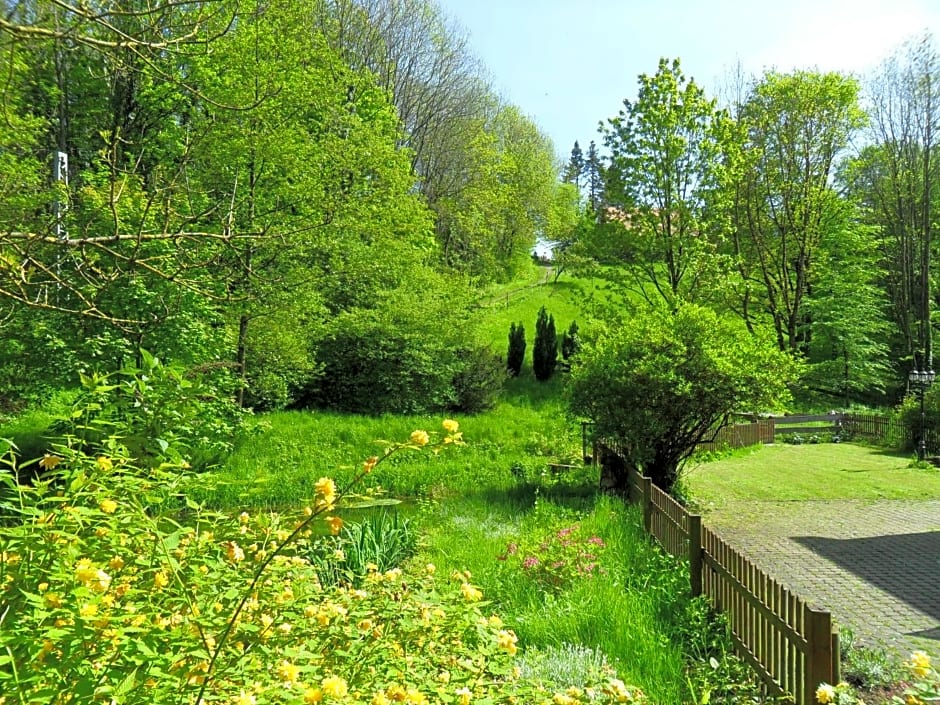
[684,442,940,508]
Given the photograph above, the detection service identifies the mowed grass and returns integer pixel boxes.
[684,442,940,508]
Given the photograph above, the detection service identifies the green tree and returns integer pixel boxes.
[730,70,867,353]
[584,140,604,213]
[507,322,526,377]
[569,303,799,492]
[601,58,731,307]
[533,306,558,381]
[561,321,581,361]
[563,140,585,190]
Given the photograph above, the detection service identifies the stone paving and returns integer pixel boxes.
[701,499,940,658]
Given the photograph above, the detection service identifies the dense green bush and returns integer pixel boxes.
[507,322,526,377]
[533,306,558,381]
[561,320,581,361]
[451,346,507,412]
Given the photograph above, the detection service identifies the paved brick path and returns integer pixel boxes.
[701,499,940,658]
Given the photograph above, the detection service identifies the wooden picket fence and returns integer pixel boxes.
[621,457,839,704]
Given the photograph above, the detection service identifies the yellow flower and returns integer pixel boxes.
[497,629,518,655]
[315,477,337,507]
[90,568,112,593]
[552,695,576,705]
[99,498,118,514]
[910,650,932,678]
[461,582,482,601]
[79,603,98,619]
[153,571,169,589]
[239,511,251,524]
[409,430,430,446]
[39,454,62,470]
[321,675,348,698]
[425,563,436,574]
[404,689,426,704]
[358,618,373,631]
[325,516,344,535]
[304,688,324,703]
[386,684,406,701]
[226,541,245,563]
[363,456,379,473]
[371,693,390,705]
[455,687,472,705]
[442,419,459,433]
[109,555,124,571]
[276,660,301,686]
[75,558,98,584]
[815,683,835,704]
[234,690,256,705]
[96,456,113,471]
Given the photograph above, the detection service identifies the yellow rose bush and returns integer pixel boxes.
[892,650,939,704]
[0,422,645,704]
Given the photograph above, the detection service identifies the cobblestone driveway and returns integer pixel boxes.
[701,499,940,658]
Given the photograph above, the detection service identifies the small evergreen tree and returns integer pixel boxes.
[533,306,558,381]
[507,322,526,377]
[563,140,585,190]
[561,320,581,361]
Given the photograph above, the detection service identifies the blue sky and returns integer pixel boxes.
[435,0,940,158]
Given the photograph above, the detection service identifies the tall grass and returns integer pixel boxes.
[418,492,690,703]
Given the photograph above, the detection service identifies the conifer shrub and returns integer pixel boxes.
[507,322,526,377]
[561,321,581,361]
[533,306,558,381]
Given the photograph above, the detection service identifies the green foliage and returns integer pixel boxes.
[561,320,581,361]
[892,650,940,704]
[838,627,905,691]
[310,511,418,587]
[56,350,243,469]
[451,346,507,413]
[533,306,558,381]
[497,521,607,595]
[507,321,527,377]
[569,303,799,490]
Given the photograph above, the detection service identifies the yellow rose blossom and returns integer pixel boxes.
[442,418,459,433]
[90,569,112,593]
[910,650,932,678]
[404,689,427,704]
[497,629,518,655]
[358,618,373,631]
[44,592,63,608]
[98,498,118,514]
[239,511,250,524]
[276,660,301,686]
[304,688,324,703]
[79,603,98,619]
[39,454,62,470]
[234,690,256,705]
[226,541,245,563]
[75,558,98,584]
[409,430,430,446]
[325,516,344,535]
[96,456,113,471]
[455,687,472,705]
[321,675,348,698]
[815,683,835,703]
[386,684,406,701]
[315,477,337,507]
[371,693,390,705]
[108,555,124,571]
[153,571,169,589]
[425,563,436,574]
[460,582,482,601]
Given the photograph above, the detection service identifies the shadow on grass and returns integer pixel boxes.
[793,531,940,627]
[500,374,568,410]
[469,479,602,516]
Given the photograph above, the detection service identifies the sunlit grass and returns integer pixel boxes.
[684,442,940,508]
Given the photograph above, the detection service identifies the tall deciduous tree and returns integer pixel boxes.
[731,70,866,353]
[851,33,940,367]
[601,58,731,307]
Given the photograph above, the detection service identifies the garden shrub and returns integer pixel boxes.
[0,422,648,704]
[507,322,526,377]
[533,306,558,381]
[561,320,580,361]
[451,346,507,412]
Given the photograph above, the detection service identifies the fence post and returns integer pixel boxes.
[804,608,833,705]
[688,514,702,597]
[642,476,652,534]
[830,627,841,689]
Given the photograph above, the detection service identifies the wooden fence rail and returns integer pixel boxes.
[616,455,839,704]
